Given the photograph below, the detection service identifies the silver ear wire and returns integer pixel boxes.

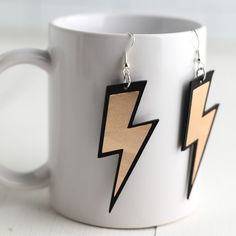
[123,32,135,89]
[193,30,206,81]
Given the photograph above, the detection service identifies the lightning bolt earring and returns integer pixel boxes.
[98,33,159,212]
[182,30,219,198]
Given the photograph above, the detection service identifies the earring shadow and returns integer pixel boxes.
[177,81,190,149]
[177,79,194,197]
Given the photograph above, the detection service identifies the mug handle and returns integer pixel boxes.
[0,48,51,189]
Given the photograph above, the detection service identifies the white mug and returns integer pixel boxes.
[0,13,206,228]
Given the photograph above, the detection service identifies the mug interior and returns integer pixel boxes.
[52,14,202,35]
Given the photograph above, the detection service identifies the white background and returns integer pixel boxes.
[0,0,236,41]
[0,0,235,235]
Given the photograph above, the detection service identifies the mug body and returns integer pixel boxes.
[48,13,206,228]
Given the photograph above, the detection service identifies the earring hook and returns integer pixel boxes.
[193,29,206,81]
[123,33,135,89]
[193,30,200,60]
[124,32,135,67]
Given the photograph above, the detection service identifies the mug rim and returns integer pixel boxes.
[50,12,204,37]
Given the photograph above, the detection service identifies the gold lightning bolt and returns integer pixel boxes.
[182,71,219,198]
[98,81,158,212]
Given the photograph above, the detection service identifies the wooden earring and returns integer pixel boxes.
[182,30,219,198]
[98,33,159,212]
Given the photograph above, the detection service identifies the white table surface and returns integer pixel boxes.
[0,30,235,235]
